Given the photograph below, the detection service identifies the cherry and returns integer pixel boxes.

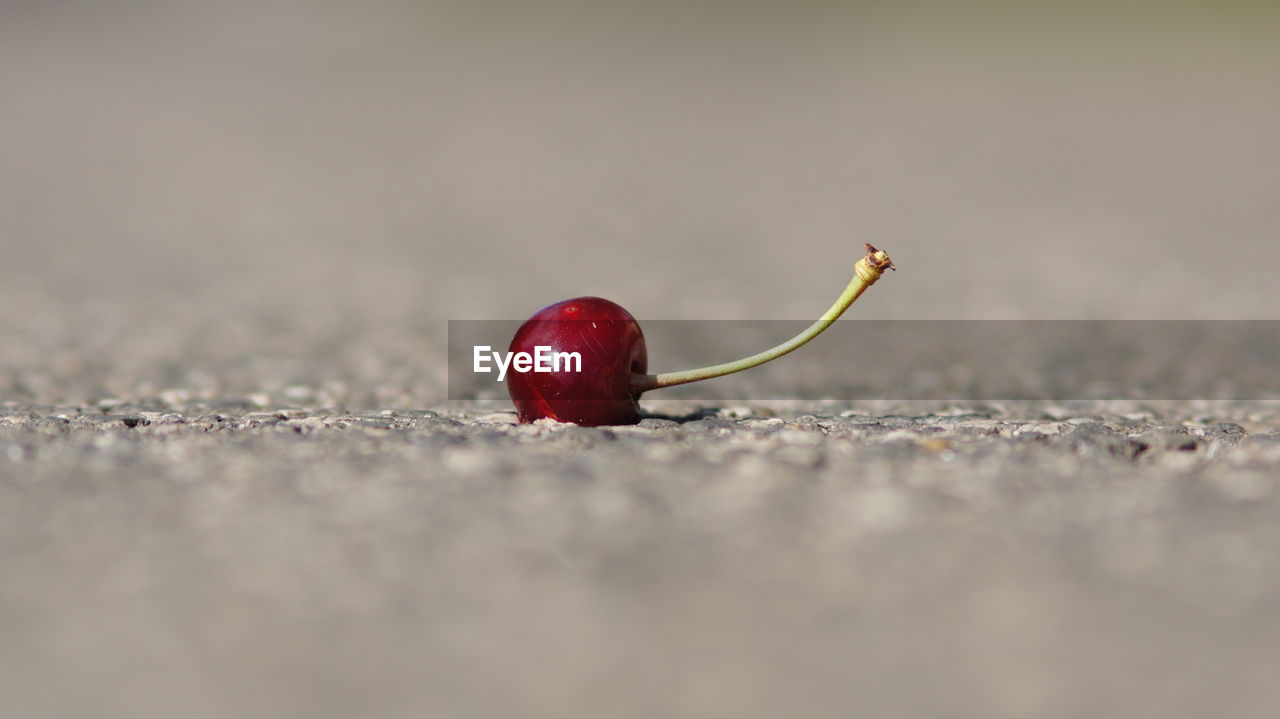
[508,244,894,426]
[507,297,648,426]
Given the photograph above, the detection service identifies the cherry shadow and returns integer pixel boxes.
[636,407,722,423]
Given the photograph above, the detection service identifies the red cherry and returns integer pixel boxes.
[507,297,648,426]
[507,245,894,426]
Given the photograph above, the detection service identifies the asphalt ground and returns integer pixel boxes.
[3,3,1280,717]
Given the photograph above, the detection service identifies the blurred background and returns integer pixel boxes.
[3,0,1278,406]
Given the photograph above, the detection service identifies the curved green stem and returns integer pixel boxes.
[631,244,895,394]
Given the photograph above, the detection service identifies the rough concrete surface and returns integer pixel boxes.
[5,401,1280,718]
[3,3,1280,718]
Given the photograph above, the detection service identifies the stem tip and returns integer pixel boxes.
[864,243,895,272]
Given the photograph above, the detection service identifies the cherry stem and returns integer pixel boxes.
[631,244,895,394]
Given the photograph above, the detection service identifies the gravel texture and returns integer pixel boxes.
[5,401,1280,718]
[4,3,1280,718]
